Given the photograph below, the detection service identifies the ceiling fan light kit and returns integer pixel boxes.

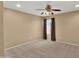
[41,11,54,16]
[36,4,61,16]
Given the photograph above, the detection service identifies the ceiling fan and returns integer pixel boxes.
[36,4,61,16]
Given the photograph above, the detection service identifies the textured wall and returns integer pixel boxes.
[55,11,79,45]
[4,9,43,48]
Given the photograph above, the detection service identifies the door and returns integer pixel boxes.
[43,19,47,40]
[51,18,56,41]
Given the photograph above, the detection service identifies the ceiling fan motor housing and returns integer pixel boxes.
[45,4,52,12]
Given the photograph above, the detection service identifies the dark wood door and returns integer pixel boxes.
[43,19,47,40]
[51,18,56,41]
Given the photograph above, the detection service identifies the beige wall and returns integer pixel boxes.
[4,7,79,49]
[4,9,43,48]
[0,2,4,56]
[55,11,79,45]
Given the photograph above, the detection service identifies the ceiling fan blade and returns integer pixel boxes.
[36,9,45,10]
[52,9,61,11]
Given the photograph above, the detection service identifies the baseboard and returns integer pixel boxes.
[57,40,79,47]
[5,39,79,51]
[5,38,42,51]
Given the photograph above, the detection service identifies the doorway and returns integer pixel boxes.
[43,18,56,41]
[46,19,51,40]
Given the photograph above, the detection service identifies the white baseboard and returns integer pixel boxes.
[5,39,42,51]
[5,39,79,51]
[57,40,79,47]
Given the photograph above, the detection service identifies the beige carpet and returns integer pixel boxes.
[5,39,79,58]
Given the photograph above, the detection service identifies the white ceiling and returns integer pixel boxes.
[4,1,79,16]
